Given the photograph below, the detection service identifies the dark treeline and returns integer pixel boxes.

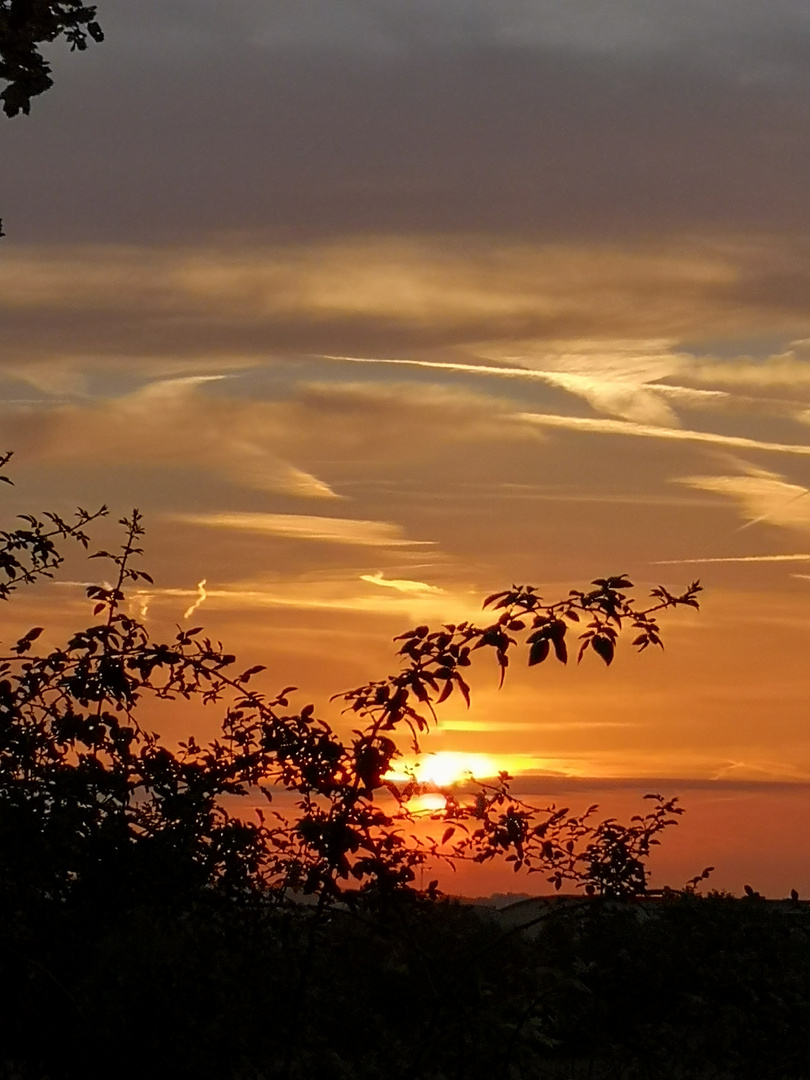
[6,882,810,1079]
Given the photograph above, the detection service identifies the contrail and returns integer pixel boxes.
[322,353,531,380]
[654,554,810,565]
[183,578,208,620]
[320,353,725,401]
[517,412,810,457]
[736,487,810,532]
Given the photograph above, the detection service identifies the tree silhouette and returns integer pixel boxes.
[0,0,102,117]
[0,452,703,917]
[0,1,103,236]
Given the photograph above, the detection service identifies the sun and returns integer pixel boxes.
[387,751,501,788]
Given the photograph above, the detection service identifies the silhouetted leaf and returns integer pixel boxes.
[590,636,614,666]
[528,638,550,666]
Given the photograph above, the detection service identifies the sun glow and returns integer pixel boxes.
[387,751,502,788]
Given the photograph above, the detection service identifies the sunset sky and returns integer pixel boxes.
[4,0,810,896]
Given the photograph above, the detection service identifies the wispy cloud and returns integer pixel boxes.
[0,237,751,351]
[323,351,727,426]
[654,554,810,565]
[677,473,810,532]
[109,576,485,624]
[713,759,810,782]
[439,719,637,732]
[174,512,432,548]
[183,578,208,621]
[515,411,810,456]
[2,374,341,501]
[359,571,444,594]
[684,344,810,389]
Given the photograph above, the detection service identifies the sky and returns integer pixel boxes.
[3,0,810,896]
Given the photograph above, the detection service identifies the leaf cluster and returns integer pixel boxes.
[0,0,103,118]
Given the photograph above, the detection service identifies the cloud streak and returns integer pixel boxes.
[324,351,729,425]
[653,554,810,565]
[677,472,810,532]
[183,578,208,621]
[515,411,810,457]
[0,237,758,350]
[359,571,444,594]
[174,512,432,548]
[1,374,341,501]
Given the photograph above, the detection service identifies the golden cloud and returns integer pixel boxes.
[0,234,763,348]
[0,238,733,325]
[359,571,444,595]
[2,375,341,500]
[515,411,810,457]
[676,473,810,532]
[173,511,432,547]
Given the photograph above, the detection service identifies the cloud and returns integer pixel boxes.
[515,411,810,457]
[0,240,733,331]
[439,718,637,732]
[174,511,432,548]
[114,574,484,624]
[713,758,810,782]
[56,0,810,72]
[0,237,759,358]
[503,775,810,797]
[9,19,810,253]
[327,346,733,426]
[8,238,810,371]
[182,578,208,621]
[682,344,810,391]
[11,236,810,409]
[1,374,340,501]
[360,571,444,594]
[228,445,340,500]
[112,0,810,61]
[676,472,810,532]
[654,553,810,565]
[268,380,515,463]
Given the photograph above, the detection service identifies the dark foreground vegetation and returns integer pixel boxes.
[2,459,806,1079]
[6,885,810,1080]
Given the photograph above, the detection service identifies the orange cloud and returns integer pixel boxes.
[173,511,433,548]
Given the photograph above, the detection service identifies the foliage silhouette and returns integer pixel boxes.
[0,0,102,118]
[0,1,103,236]
[0,456,705,914]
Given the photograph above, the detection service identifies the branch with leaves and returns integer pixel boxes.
[0,452,108,600]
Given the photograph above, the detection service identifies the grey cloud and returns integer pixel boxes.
[98,0,810,67]
[5,19,810,244]
[1,237,802,370]
[499,775,810,798]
